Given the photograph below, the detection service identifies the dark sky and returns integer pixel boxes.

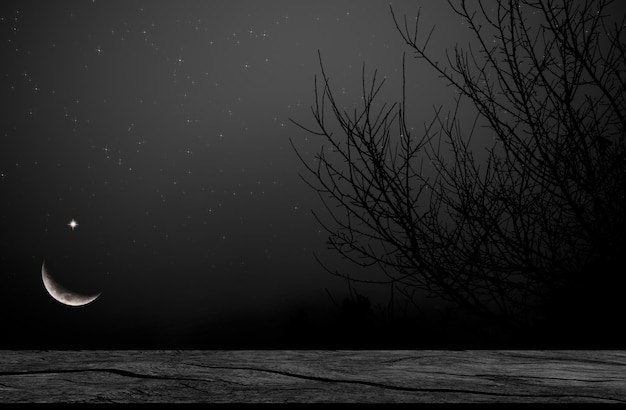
[0,1,472,348]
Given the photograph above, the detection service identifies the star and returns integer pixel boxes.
[68,219,79,230]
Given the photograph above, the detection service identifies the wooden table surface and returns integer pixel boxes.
[1,350,625,403]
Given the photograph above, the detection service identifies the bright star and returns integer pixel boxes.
[68,219,79,230]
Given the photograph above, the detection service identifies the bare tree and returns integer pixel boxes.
[290,0,626,334]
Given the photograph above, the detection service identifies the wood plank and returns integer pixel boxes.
[0,350,625,403]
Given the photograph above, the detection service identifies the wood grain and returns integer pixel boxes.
[0,350,624,403]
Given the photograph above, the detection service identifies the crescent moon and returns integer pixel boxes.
[41,261,101,307]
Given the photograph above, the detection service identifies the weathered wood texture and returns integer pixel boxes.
[0,350,624,403]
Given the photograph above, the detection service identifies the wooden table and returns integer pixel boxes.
[1,350,624,403]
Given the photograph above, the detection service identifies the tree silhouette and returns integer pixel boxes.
[291,0,626,339]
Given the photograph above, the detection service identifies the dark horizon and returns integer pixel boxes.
[3,253,622,350]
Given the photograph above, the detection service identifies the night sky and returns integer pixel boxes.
[0,1,493,348]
